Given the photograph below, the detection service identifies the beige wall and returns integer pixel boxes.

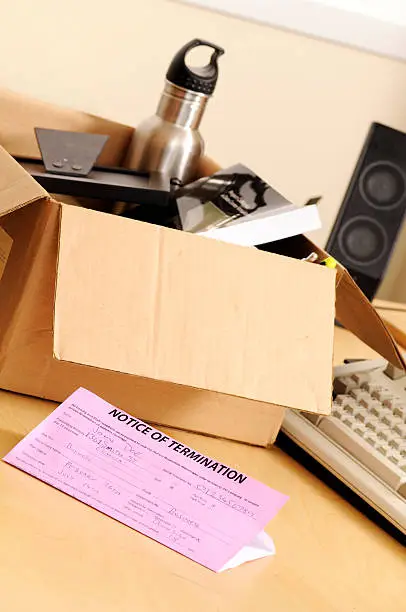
[1,0,406,299]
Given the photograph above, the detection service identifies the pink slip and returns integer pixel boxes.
[3,388,288,572]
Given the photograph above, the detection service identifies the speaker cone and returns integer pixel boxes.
[338,216,388,266]
[360,161,405,209]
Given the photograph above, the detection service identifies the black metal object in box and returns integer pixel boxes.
[14,128,170,207]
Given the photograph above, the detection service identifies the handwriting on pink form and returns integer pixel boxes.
[3,388,288,572]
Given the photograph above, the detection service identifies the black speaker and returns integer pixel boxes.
[326,123,406,300]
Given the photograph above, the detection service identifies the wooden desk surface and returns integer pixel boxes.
[1,314,405,612]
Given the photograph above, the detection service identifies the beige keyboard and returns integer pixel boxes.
[282,358,406,535]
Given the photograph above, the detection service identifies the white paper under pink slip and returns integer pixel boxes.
[3,388,288,572]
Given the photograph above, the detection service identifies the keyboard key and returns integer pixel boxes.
[375,424,391,441]
[388,437,404,451]
[354,408,368,423]
[366,400,382,417]
[342,414,355,428]
[335,396,358,414]
[343,401,358,415]
[364,415,380,432]
[393,422,406,438]
[388,451,402,466]
[334,377,357,395]
[349,389,370,404]
[361,381,380,393]
[318,417,406,491]
[335,394,352,406]
[382,397,401,410]
[384,363,406,380]
[392,405,406,422]
[381,412,403,428]
[371,389,391,402]
[351,372,370,386]
[365,383,383,395]
[353,423,368,437]
[364,431,379,447]
[376,443,389,457]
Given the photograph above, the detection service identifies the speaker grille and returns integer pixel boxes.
[360,161,406,210]
[338,216,388,266]
[326,123,406,300]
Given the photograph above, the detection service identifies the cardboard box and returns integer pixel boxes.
[0,87,133,165]
[0,91,404,446]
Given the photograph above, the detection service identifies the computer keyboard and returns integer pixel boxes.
[281,358,406,536]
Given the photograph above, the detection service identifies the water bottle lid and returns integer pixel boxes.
[166,39,224,96]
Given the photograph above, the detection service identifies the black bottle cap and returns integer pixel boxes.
[166,39,224,96]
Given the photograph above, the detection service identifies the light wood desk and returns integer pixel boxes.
[0,315,405,612]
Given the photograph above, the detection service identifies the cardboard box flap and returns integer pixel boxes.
[0,146,47,218]
[266,234,406,370]
[0,87,133,166]
[54,204,336,415]
[334,266,405,369]
[306,242,406,370]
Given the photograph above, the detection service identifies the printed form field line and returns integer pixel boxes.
[35,436,235,544]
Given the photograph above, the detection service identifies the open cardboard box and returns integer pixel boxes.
[0,89,404,447]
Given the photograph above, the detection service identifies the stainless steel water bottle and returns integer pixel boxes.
[126,39,224,184]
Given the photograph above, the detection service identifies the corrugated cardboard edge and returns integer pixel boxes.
[0,227,12,281]
[335,266,405,369]
[0,146,48,218]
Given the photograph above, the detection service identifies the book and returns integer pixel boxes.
[175,163,321,247]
